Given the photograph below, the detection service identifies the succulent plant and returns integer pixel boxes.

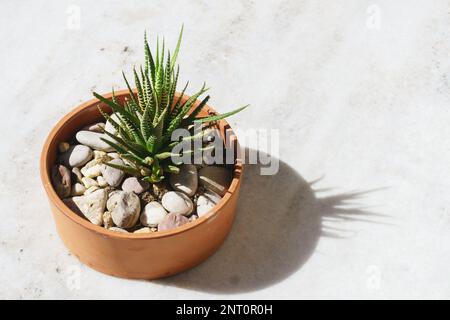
[93,27,247,183]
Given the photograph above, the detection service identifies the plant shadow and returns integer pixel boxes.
[154,151,386,293]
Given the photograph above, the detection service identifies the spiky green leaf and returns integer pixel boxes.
[144,31,156,82]
[170,25,183,70]
[146,134,157,153]
[196,104,249,123]
[133,68,145,112]
[122,71,139,106]
[181,95,210,126]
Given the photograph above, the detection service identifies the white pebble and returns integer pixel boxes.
[97,175,109,187]
[196,190,222,217]
[84,185,100,195]
[107,191,141,228]
[101,158,125,187]
[134,227,152,234]
[108,227,128,233]
[67,189,107,225]
[80,159,103,178]
[75,130,114,152]
[161,191,194,216]
[70,183,86,196]
[60,144,93,168]
[140,201,168,227]
[81,177,98,188]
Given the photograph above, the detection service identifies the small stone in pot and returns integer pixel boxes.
[97,175,109,187]
[196,190,222,217]
[122,177,149,194]
[102,211,113,229]
[80,159,103,178]
[158,213,189,231]
[106,191,140,228]
[134,227,152,234]
[161,191,194,216]
[101,158,125,187]
[140,201,167,227]
[51,164,71,198]
[58,142,70,153]
[60,144,93,168]
[67,189,107,225]
[75,130,114,152]
[70,183,86,196]
[92,150,112,164]
[71,167,83,183]
[84,185,100,195]
[84,122,105,133]
[108,227,128,233]
[107,152,120,159]
[81,177,98,188]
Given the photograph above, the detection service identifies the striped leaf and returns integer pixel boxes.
[144,31,156,82]
[133,68,145,112]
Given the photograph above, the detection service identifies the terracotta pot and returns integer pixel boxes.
[40,90,243,279]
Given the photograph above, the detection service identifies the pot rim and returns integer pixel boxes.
[40,89,243,240]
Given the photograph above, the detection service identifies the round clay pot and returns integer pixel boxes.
[40,90,243,279]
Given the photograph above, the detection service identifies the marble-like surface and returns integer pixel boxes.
[1,0,450,299]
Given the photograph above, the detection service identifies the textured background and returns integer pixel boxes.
[1,0,449,299]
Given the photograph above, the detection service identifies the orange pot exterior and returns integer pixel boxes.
[40,90,243,279]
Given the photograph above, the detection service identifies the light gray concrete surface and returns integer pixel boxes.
[1,0,449,299]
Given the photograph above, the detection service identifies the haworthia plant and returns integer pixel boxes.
[94,26,248,183]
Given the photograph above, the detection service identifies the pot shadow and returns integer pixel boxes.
[155,151,386,293]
